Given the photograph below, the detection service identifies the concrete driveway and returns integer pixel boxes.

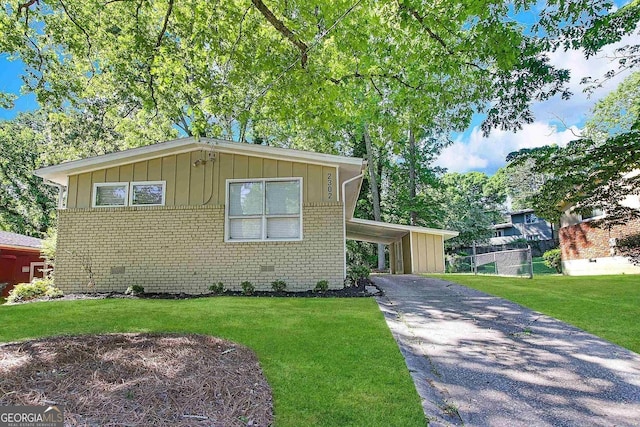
[373,275,640,427]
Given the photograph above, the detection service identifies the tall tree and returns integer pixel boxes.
[436,172,507,249]
[3,0,638,260]
[0,112,57,236]
[0,104,176,237]
[384,130,446,228]
[508,71,640,226]
[491,161,550,212]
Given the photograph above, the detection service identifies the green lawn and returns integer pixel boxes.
[532,256,557,275]
[0,297,425,426]
[431,274,640,353]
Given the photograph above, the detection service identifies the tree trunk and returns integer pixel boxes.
[408,128,417,226]
[363,125,386,271]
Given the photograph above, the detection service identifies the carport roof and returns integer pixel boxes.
[345,218,458,245]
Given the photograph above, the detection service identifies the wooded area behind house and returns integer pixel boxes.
[1,0,639,267]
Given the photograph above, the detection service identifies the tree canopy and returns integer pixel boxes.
[4,0,623,142]
[508,71,640,226]
[1,0,639,258]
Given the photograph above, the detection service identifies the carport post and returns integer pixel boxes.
[472,241,477,275]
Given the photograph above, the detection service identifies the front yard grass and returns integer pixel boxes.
[0,297,425,427]
[432,274,640,354]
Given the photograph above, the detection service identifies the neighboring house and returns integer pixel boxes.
[490,209,554,247]
[35,137,458,293]
[559,200,640,276]
[0,231,46,297]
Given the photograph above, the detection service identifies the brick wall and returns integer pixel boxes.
[560,217,640,261]
[55,203,345,293]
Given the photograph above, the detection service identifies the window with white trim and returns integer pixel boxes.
[130,181,166,206]
[524,213,538,224]
[93,182,128,207]
[226,178,302,241]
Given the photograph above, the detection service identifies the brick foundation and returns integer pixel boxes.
[55,203,345,293]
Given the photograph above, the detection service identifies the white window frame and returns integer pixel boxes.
[225,177,303,242]
[92,182,129,208]
[524,213,538,224]
[129,181,166,206]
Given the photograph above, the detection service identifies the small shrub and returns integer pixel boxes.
[208,282,225,294]
[271,280,287,292]
[446,255,471,273]
[542,249,562,273]
[125,285,145,296]
[347,264,371,287]
[44,285,64,298]
[617,233,640,266]
[7,278,63,303]
[314,280,329,292]
[241,281,255,295]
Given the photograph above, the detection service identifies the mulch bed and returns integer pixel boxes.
[7,282,377,305]
[0,333,273,426]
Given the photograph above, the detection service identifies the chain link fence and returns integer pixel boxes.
[446,245,533,278]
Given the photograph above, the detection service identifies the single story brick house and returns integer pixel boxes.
[35,138,457,293]
[0,231,46,297]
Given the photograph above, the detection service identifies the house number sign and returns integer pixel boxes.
[327,172,333,200]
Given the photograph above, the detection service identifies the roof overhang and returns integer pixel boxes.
[346,218,458,244]
[493,222,513,229]
[0,244,42,252]
[34,137,365,186]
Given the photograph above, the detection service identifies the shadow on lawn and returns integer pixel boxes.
[374,275,640,427]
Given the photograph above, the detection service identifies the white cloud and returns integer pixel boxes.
[436,122,579,174]
[439,31,639,175]
[533,33,638,124]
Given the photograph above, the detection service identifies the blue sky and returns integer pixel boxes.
[0,54,37,120]
[437,0,638,174]
[1,2,637,175]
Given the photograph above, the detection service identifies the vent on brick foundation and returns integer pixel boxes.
[260,265,275,272]
[110,266,125,275]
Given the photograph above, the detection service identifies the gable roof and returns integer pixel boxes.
[34,137,365,186]
[0,230,43,250]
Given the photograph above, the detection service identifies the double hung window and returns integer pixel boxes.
[226,178,302,241]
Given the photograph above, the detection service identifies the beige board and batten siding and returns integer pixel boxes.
[66,150,339,208]
[410,231,445,273]
[401,234,412,274]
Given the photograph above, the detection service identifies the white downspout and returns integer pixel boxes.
[342,172,365,279]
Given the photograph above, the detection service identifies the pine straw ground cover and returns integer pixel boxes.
[0,333,272,426]
[0,297,425,426]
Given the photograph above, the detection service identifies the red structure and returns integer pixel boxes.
[0,231,45,298]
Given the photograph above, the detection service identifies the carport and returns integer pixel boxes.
[345,218,458,274]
